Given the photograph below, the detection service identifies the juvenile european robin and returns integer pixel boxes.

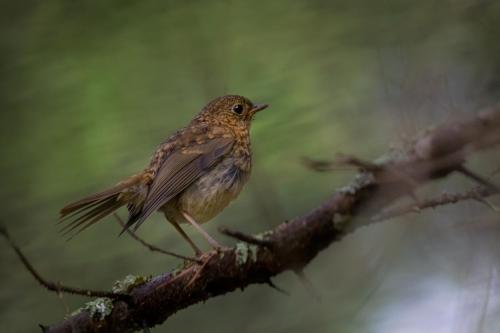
[59,95,268,255]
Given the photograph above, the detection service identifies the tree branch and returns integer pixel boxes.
[0,227,129,300]
[6,104,500,332]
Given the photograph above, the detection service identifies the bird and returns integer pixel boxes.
[59,95,268,255]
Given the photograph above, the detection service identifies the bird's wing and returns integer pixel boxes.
[122,136,234,232]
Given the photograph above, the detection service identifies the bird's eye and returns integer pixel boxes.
[232,104,244,114]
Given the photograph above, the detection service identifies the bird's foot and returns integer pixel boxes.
[191,246,231,265]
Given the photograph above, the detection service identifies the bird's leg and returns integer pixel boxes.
[181,211,222,249]
[165,215,203,256]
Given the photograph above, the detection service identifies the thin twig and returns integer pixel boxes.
[457,165,500,192]
[371,186,497,222]
[334,153,381,171]
[265,278,290,296]
[0,226,128,300]
[113,214,201,263]
[476,197,500,213]
[302,154,380,172]
[301,157,353,172]
[218,227,274,248]
[294,269,321,301]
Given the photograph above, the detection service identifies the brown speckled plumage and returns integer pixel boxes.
[59,95,267,254]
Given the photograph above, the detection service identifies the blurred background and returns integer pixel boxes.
[1,0,500,332]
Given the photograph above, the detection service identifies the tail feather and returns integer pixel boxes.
[58,198,105,225]
[60,197,120,235]
[60,183,130,217]
[59,175,144,238]
[63,198,123,239]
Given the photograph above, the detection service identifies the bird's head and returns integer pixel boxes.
[197,95,268,126]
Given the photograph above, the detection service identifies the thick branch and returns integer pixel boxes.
[29,104,500,332]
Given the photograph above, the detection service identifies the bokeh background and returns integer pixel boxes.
[1,1,500,332]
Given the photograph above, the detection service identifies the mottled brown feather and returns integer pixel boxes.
[123,137,234,232]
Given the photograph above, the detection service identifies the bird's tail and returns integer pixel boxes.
[58,175,143,239]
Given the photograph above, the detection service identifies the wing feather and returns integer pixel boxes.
[122,137,234,232]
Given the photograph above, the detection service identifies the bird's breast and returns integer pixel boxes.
[176,156,251,223]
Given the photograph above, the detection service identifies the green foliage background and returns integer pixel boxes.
[1,1,499,332]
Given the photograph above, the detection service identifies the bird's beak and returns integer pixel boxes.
[251,103,268,113]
